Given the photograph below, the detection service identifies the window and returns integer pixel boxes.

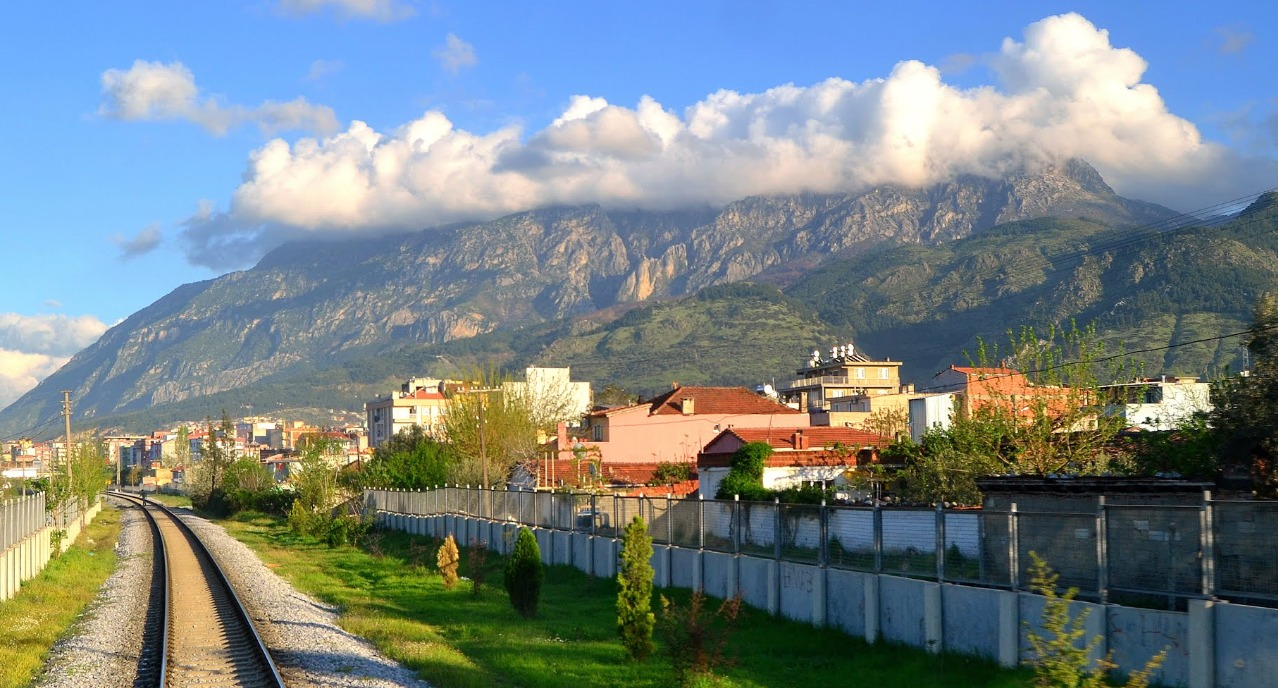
[591,423,603,441]
[855,368,865,379]
[879,367,889,379]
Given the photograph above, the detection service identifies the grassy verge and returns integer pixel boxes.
[220,513,1032,688]
[0,504,122,688]
[145,493,192,509]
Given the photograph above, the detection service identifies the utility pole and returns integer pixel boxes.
[478,395,489,488]
[61,390,73,487]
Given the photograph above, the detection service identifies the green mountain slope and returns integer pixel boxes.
[81,198,1278,435]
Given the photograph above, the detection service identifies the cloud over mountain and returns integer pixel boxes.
[178,13,1278,269]
[100,60,340,136]
[0,314,109,411]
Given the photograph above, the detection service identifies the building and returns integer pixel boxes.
[775,343,906,412]
[236,418,280,446]
[574,385,809,466]
[504,366,593,428]
[696,426,892,498]
[908,393,959,442]
[1102,376,1212,431]
[928,365,1080,419]
[365,378,450,449]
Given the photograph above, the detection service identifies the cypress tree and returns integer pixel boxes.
[617,515,655,660]
[437,534,460,589]
[504,527,543,618]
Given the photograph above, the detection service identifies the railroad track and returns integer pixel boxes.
[108,491,285,688]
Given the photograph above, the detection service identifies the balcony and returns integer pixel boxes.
[779,375,850,391]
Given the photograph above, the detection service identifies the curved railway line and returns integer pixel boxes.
[107,491,285,688]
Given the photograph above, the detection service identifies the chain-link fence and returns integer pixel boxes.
[364,487,1278,606]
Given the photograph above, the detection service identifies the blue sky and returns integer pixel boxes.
[1,0,1277,407]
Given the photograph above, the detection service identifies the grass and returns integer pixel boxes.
[145,492,192,509]
[219,512,1033,688]
[0,504,122,688]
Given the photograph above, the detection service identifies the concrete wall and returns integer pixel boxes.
[1108,605,1187,687]
[378,502,1278,688]
[1,497,102,602]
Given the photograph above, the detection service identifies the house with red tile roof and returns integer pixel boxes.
[575,385,808,465]
[696,426,892,498]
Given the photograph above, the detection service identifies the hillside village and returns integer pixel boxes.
[1,342,1215,504]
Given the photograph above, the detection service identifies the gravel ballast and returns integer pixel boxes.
[36,504,149,688]
[38,498,430,688]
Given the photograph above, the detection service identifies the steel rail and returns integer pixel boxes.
[108,491,285,687]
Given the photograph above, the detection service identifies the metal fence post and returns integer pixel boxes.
[820,499,829,566]
[1009,503,1020,592]
[667,493,674,544]
[1097,496,1109,604]
[936,502,945,582]
[873,501,883,573]
[774,496,782,561]
[591,493,598,536]
[1201,489,1216,597]
[733,495,741,554]
[697,494,705,550]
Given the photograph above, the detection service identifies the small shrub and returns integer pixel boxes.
[1026,551,1167,688]
[650,462,693,485]
[287,499,317,536]
[437,534,460,590]
[617,515,655,661]
[504,527,543,618]
[467,538,488,597]
[658,590,742,686]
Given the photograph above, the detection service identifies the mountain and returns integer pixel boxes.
[0,160,1179,437]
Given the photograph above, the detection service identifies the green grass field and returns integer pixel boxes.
[219,512,1032,687]
[0,505,122,688]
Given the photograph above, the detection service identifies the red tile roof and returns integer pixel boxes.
[403,389,445,400]
[645,386,802,416]
[720,426,891,451]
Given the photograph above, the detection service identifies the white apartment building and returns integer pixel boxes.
[1102,376,1212,431]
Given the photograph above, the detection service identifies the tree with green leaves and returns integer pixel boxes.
[1210,292,1278,496]
[617,516,655,661]
[715,441,772,500]
[354,424,457,490]
[173,425,191,468]
[443,367,539,488]
[504,527,543,618]
[901,322,1133,504]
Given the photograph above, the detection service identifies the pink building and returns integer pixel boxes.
[571,385,809,465]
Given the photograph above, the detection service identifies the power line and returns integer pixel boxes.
[907,322,1278,395]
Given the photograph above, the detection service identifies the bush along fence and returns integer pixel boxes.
[0,493,103,602]
[366,486,1278,688]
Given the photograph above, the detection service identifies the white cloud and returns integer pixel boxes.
[100,60,339,136]
[0,314,109,409]
[1215,27,1254,55]
[178,12,1278,269]
[305,59,345,82]
[112,223,162,258]
[279,0,414,21]
[432,33,478,75]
